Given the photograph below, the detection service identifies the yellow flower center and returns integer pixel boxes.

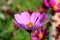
[38,33,43,39]
[27,22,33,28]
[53,5,58,10]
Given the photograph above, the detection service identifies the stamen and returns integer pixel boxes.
[53,5,58,10]
[38,32,43,39]
[27,22,33,28]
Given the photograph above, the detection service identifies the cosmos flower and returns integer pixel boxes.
[43,0,60,12]
[31,23,50,40]
[14,12,48,30]
[31,30,44,40]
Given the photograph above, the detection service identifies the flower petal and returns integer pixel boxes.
[20,12,30,24]
[43,0,50,7]
[17,23,28,30]
[14,14,22,24]
[58,3,60,9]
[40,13,48,23]
[35,13,48,28]
[14,12,30,24]
[31,12,40,24]
[32,37,38,40]
[31,30,38,37]
[50,0,55,6]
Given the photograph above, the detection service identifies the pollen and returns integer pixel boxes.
[38,33,43,39]
[27,22,33,28]
[53,5,58,10]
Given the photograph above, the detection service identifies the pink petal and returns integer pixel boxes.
[31,30,38,37]
[50,0,55,6]
[14,12,30,24]
[35,30,39,33]
[43,0,50,7]
[31,33,37,37]
[32,37,38,40]
[35,13,48,27]
[58,3,60,9]
[35,14,43,27]
[31,12,40,24]
[14,14,22,24]
[20,12,30,24]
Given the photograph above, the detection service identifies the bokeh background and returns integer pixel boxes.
[0,0,50,40]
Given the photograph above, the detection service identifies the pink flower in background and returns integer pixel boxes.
[14,12,48,30]
[31,30,44,40]
[43,0,55,7]
[37,7,46,12]
[43,0,60,12]
[43,0,50,7]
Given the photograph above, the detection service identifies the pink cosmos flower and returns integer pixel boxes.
[43,0,60,12]
[31,27,49,40]
[14,12,48,30]
[31,22,51,40]
[31,30,44,40]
